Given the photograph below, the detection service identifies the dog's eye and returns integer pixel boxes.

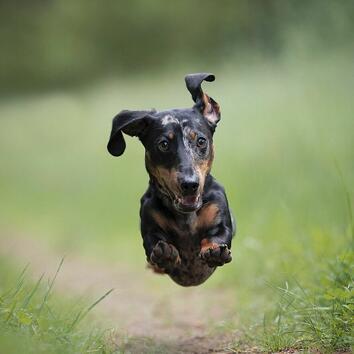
[196,137,207,148]
[158,140,169,152]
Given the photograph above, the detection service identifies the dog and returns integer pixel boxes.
[107,73,235,286]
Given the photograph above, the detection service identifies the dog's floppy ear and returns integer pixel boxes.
[107,110,154,157]
[185,73,220,127]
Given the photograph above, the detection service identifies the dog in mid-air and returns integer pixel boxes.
[107,73,235,286]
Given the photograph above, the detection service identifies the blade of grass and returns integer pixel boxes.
[334,159,354,243]
[5,299,18,323]
[37,257,64,317]
[69,288,114,330]
[3,263,30,300]
[22,273,44,309]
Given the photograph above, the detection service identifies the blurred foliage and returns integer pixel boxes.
[1,0,354,93]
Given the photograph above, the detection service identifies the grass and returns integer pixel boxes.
[0,259,113,354]
[254,168,354,353]
[258,251,353,352]
[0,51,353,352]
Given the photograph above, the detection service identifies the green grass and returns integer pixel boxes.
[0,259,113,354]
[0,51,353,352]
[257,250,353,352]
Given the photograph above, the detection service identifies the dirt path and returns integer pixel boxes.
[0,233,241,353]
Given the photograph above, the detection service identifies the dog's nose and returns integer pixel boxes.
[180,177,199,195]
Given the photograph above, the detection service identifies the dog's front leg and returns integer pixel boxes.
[199,226,233,267]
[143,234,181,273]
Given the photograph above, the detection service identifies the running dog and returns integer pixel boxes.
[107,73,235,286]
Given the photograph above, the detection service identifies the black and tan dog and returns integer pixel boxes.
[107,73,235,286]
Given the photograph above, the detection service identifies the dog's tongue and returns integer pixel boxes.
[181,195,198,206]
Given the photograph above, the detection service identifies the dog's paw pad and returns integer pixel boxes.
[150,241,180,271]
[200,243,232,267]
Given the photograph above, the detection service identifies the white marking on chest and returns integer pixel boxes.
[161,114,179,126]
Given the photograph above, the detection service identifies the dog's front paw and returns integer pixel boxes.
[199,240,232,267]
[150,241,181,272]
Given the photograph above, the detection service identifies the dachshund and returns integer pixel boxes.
[107,73,235,286]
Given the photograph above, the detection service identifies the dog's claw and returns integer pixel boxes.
[150,240,181,272]
[199,243,232,267]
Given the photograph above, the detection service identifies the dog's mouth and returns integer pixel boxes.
[155,181,202,213]
[174,194,202,213]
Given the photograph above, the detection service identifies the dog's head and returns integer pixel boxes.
[107,73,221,213]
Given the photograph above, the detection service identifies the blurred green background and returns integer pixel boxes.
[0,1,353,352]
[1,0,354,93]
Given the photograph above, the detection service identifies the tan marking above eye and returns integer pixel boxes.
[189,131,196,140]
[183,126,197,142]
[168,131,174,140]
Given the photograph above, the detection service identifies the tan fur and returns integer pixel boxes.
[196,203,220,230]
[146,263,166,274]
[202,93,220,124]
[195,161,211,192]
[151,210,169,231]
[146,138,214,203]
[189,131,196,140]
[168,131,174,140]
[151,210,179,234]
[155,167,179,196]
[192,145,214,194]
[152,203,219,236]
[146,153,180,197]
[200,238,219,253]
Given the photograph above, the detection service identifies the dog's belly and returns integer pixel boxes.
[169,238,215,286]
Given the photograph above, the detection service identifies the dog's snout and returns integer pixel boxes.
[180,177,199,195]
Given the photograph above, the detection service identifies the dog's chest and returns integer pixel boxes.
[171,203,219,238]
[169,210,214,261]
[168,214,215,286]
[170,242,215,286]
[170,212,201,245]
[149,203,220,286]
